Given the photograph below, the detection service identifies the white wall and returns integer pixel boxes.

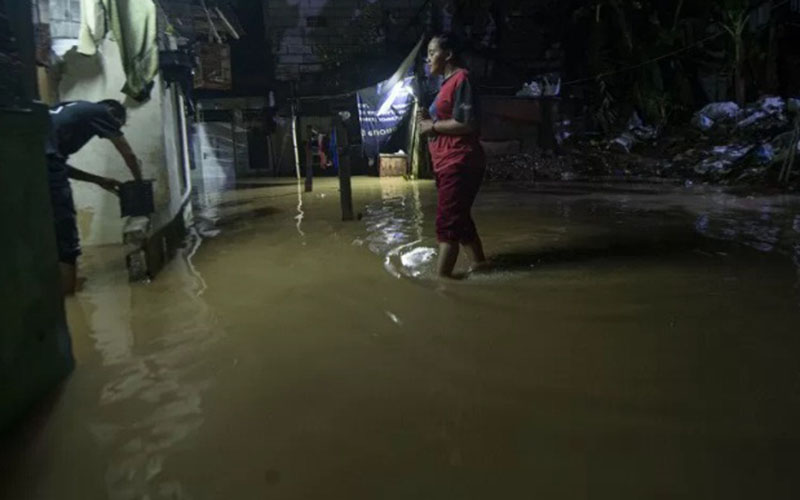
[157,82,188,230]
[57,38,186,246]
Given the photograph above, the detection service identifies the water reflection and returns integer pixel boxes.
[693,207,798,255]
[295,181,305,238]
[78,244,223,500]
[362,180,435,279]
[184,226,208,297]
[362,182,800,282]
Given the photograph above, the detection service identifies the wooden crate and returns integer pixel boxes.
[194,43,232,90]
[379,154,408,177]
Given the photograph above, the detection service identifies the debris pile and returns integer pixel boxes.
[486,96,800,188]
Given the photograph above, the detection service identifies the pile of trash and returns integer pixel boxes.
[484,96,800,187]
[515,75,561,98]
[692,96,792,133]
[609,112,659,154]
[594,96,798,185]
[678,96,800,183]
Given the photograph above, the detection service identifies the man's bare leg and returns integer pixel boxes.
[437,241,460,278]
[60,262,77,296]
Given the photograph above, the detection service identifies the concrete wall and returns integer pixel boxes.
[0,104,74,431]
[57,38,187,246]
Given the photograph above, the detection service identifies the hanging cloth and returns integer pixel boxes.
[78,0,158,101]
[329,126,339,173]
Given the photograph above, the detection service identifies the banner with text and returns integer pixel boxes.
[357,38,423,158]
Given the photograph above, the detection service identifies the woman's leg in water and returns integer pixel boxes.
[463,235,488,271]
[437,241,460,278]
[460,195,488,271]
[435,159,486,277]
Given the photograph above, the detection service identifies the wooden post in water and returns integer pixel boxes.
[335,117,354,220]
[339,157,354,221]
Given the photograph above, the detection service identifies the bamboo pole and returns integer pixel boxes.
[304,129,313,193]
[409,99,420,179]
[291,103,300,180]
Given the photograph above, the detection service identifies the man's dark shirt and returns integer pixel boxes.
[46,101,123,160]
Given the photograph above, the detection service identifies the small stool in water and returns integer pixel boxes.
[119,180,155,217]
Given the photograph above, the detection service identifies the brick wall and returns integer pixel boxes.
[47,0,80,39]
[264,0,428,86]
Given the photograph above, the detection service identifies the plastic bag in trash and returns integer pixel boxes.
[692,101,740,131]
[692,114,715,131]
[610,112,658,152]
[628,112,658,141]
[752,143,775,164]
[700,102,741,121]
[757,96,785,114]
[737,96,787,129]
[610,133,636,153]
[695,144,753,175]
[543,77,561,97]
[516,81,542,97]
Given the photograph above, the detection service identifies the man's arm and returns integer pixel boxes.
[109,135,143,180]
[67,167,121,195]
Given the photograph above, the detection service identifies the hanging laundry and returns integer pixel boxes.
[78,0,158,101]
[329,126,339,173]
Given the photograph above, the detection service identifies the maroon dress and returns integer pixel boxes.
[428,69,485,243]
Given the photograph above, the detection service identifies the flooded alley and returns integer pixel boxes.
[3,178,800,499]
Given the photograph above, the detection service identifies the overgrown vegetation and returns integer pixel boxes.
[570,0,794,131]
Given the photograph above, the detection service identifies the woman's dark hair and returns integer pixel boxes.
[431,32,466,64]
[99,99,127,125]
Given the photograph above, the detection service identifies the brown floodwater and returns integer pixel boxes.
[3,177,800,499]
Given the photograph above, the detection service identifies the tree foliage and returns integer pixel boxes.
[570,0,790,130]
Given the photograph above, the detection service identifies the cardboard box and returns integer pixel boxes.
[379,154,407,177]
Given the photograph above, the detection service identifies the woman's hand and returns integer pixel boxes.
[417,119,435,137]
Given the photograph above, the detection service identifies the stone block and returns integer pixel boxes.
[126,249,149,282]
[123,216,150,246]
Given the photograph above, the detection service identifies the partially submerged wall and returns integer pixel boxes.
[57,38,188,246]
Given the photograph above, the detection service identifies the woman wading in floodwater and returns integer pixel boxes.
[417,33,488,278]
